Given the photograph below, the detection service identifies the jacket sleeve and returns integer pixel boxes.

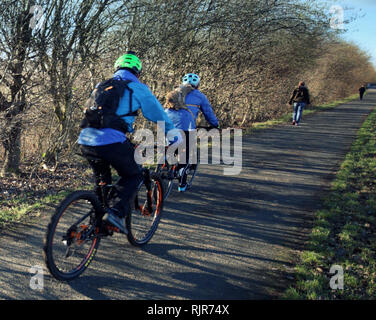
[134,84,175,133]
[289,89,296,105]
[305,88,311,104]
[199,93,219,127]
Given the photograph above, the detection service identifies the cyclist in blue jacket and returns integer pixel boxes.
[165,73,219,192]
[79,52,180,233]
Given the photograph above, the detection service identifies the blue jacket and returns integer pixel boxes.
[165,89,219,131]
[78,69,175,146]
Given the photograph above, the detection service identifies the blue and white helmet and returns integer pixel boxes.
[182,73,200,88]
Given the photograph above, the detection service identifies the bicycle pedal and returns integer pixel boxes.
[107,225,120,233]
[97,223,118,236]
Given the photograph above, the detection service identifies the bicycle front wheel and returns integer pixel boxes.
[43,191,102,281]
[126,172,164,246]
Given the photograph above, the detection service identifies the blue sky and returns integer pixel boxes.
[329,0,376,68]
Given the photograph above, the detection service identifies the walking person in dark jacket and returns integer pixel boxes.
[288,81,310,126]
[359,85,366,100]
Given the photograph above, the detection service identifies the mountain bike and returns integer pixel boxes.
[155,147,199,200]
[43,154,164,281]
[155,126,218,200]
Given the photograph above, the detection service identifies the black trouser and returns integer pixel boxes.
[360,92,365,100]
[80,140,143,218]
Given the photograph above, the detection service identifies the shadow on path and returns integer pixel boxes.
[0,91,375,300]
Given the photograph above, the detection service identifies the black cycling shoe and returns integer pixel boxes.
[103,208,128,234]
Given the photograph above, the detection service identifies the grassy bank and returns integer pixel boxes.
[0,163,93,228]
[284,108,376,299]
[0,191,72,227]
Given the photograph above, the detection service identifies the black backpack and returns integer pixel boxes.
[80,79,137,133]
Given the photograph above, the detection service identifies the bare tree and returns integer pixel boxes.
[0,0,40,176]
[1,0,375,175]
[32,0,128,167]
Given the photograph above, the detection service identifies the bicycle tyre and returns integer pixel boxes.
[155,163,175,200]
[126,172,164,246]
[186,163,199,190]
[43,190,102,281]
[186,145,199,190]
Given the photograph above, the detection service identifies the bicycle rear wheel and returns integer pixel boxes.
[44,191,102,281]
[186,163,199,190]
[126,172,164,246]
[155,163,176,200]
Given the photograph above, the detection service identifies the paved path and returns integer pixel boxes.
[0,90,375,300]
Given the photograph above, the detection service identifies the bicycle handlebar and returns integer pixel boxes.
[196,125,220,130]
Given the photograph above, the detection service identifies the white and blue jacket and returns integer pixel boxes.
[164,89,219,131]
[78,69,175,146]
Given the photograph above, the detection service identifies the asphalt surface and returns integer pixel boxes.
[0,90,375,300]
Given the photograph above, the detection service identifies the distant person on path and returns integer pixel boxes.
[359,85,366,100]
[288,81,310,126]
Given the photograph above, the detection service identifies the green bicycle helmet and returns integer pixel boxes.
[114,51,142,75]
